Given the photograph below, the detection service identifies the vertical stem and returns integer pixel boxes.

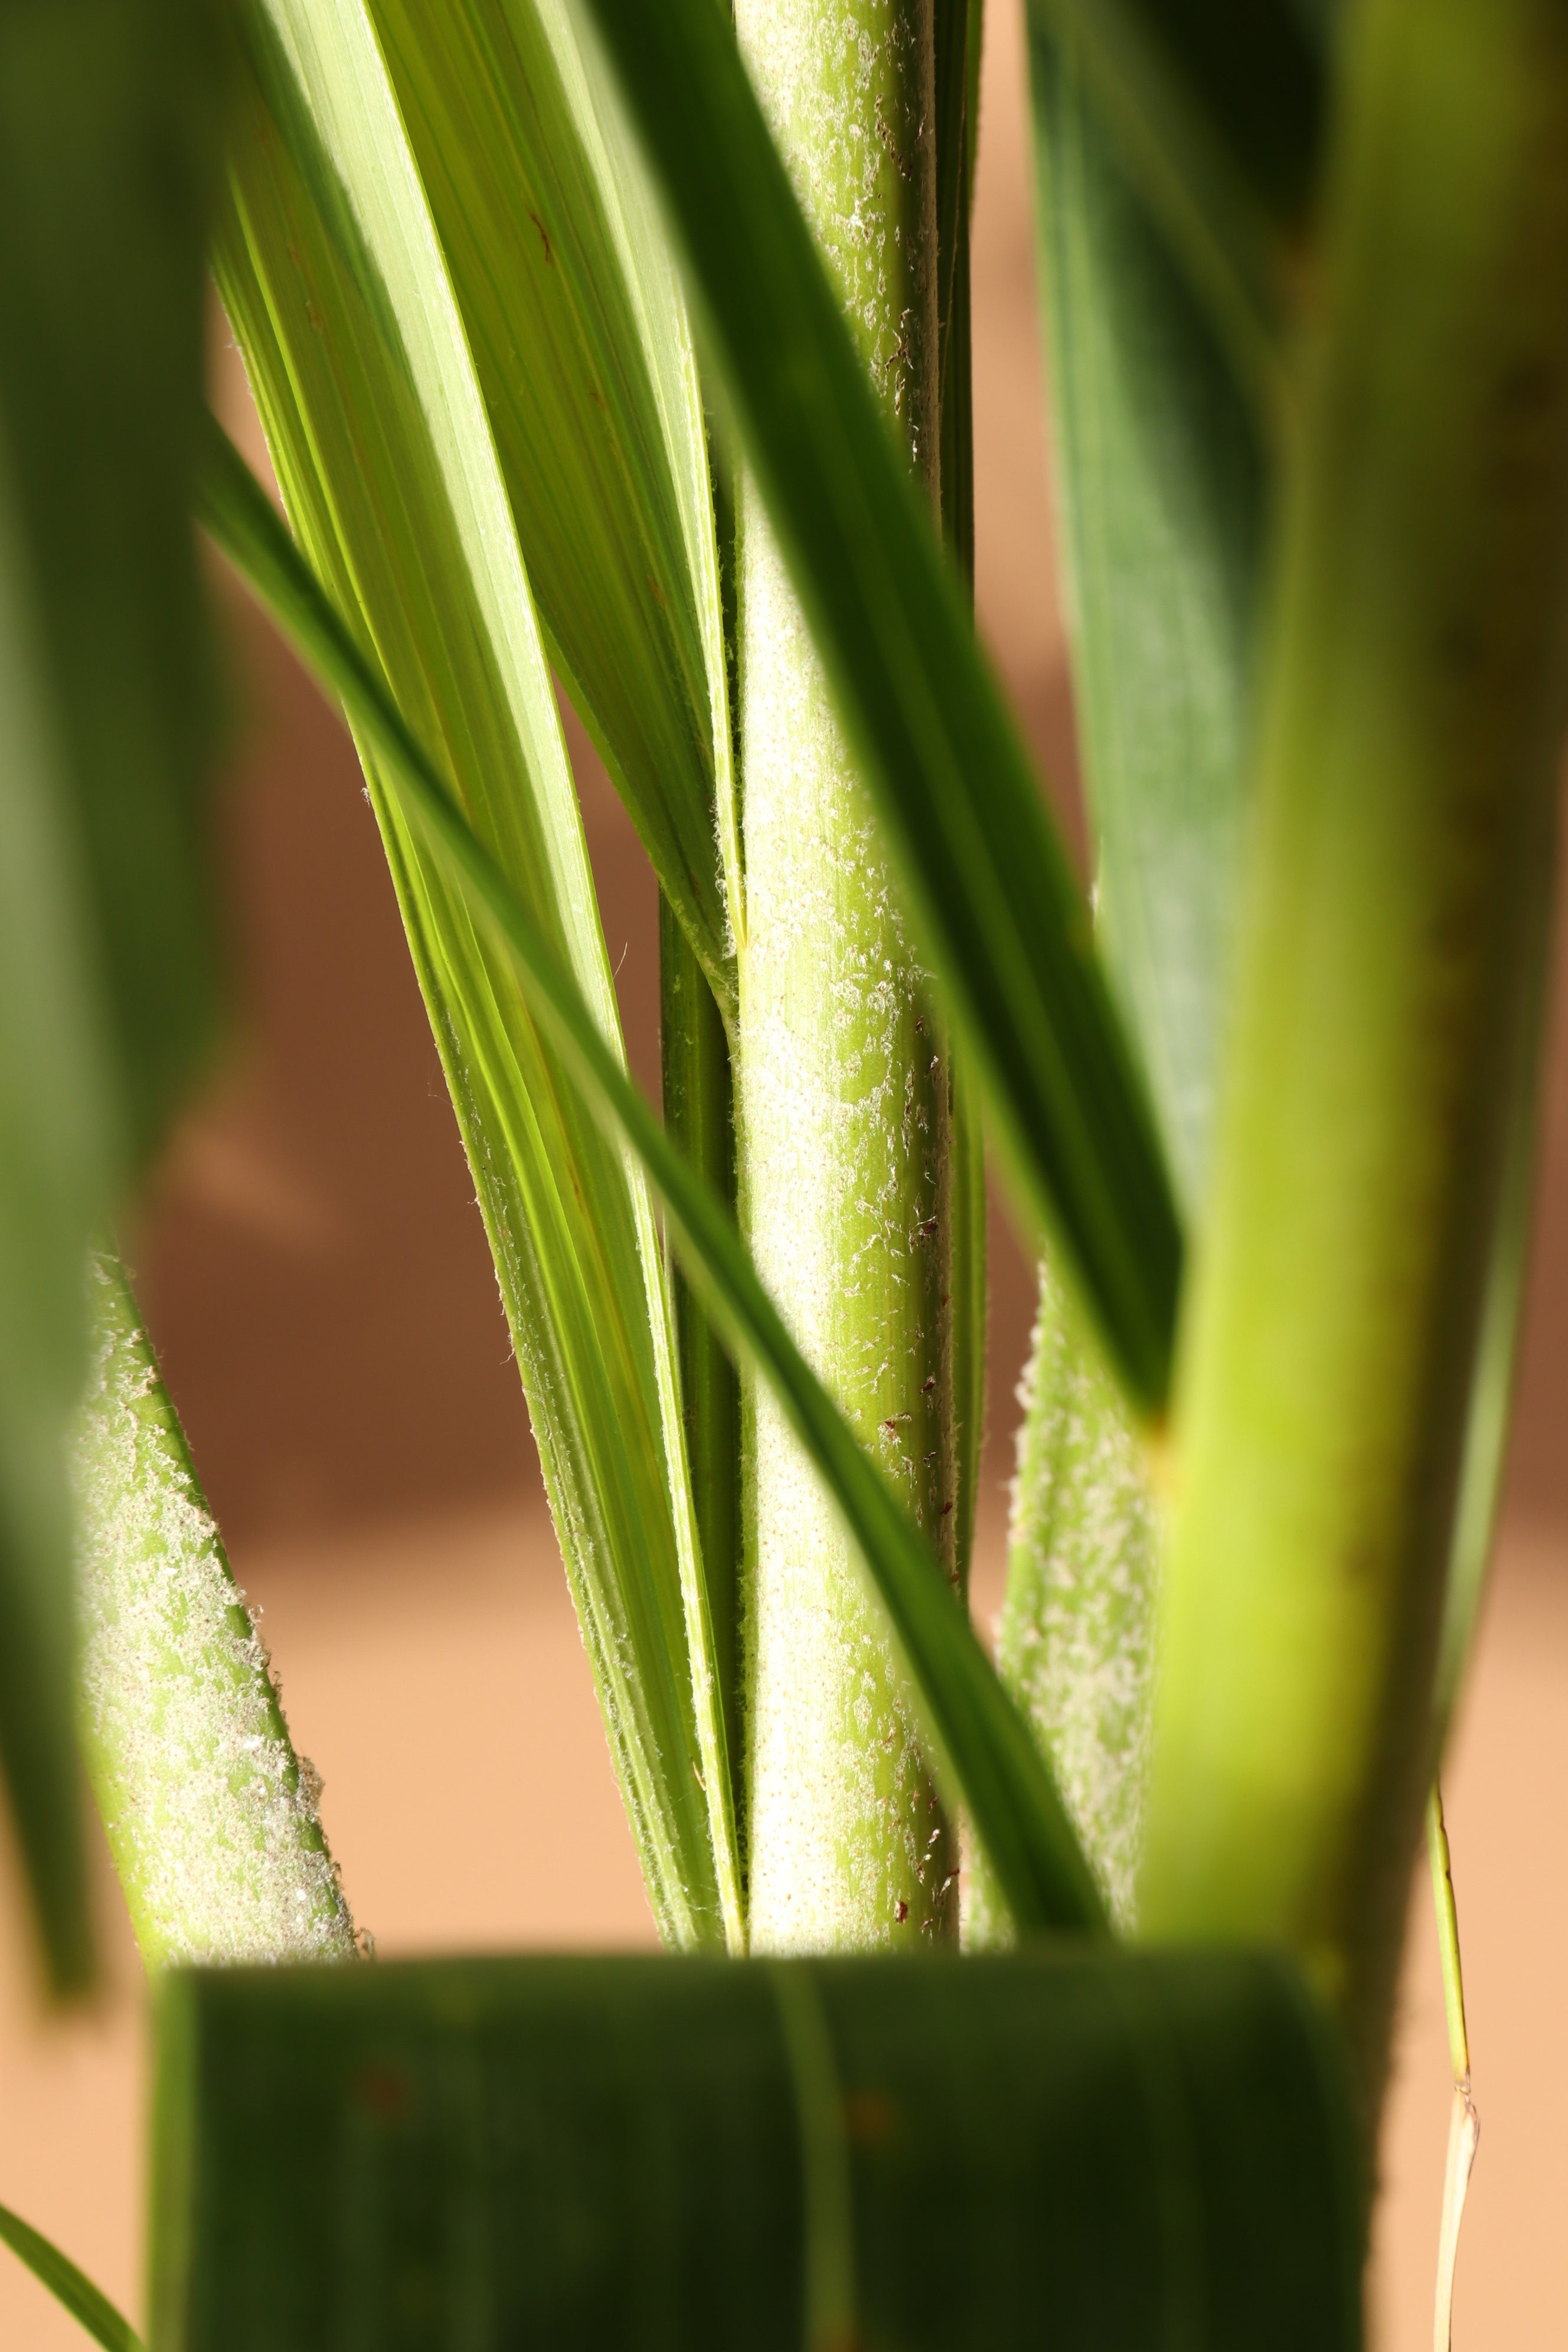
[1138,0,1568,2126]
[734,0,956,1948]
[659,892,744,1815]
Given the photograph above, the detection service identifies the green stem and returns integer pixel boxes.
[734,0,957,1950]
[1138,0,1568,2128]
[72,1255,357,1966]
[659,894,744,1815]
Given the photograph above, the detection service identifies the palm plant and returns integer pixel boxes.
[2,0,1565,2341]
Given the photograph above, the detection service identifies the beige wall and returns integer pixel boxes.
[1,5,1565,2347]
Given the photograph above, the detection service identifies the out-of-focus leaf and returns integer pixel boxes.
[1139,0,1568,2114]
[578,0,1184,1423]
[371,0,739,1015]
[0,2198,142,2352]
[1024,0,1331,409]
[151,1949,1363,2352]
[0,0,224,1991]
[73,1253,358,1968]
[1433,785,1559,1743]
[1030,21,1267,1216]
[197,423,1106,1937]
[214,0,741,1952]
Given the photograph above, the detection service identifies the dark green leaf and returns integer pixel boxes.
[1023,0,1332,408]
[151,1950,1363,2352]
[197,422,1105,1936]
[0,2199,142,2352]
[1029,19,1267,1211]
[0,0,224,1990]
[578,0,1183,1420]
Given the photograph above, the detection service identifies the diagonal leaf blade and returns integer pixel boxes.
[0,2200,142,2352]
[214,0,740,1950]
[1028,22,1268,1217]
[370,0,740,1014]
[199,421,1106,1939]
[574,0,1184,1420]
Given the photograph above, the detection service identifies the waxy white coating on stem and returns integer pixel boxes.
[72,1256,356,1968]
[972,1259,1159,1939]
[734,0,954,1949]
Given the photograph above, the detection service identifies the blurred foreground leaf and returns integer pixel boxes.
[151,1950,1362,2352]
[0,0,224,1990]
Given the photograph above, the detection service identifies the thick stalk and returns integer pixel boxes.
[73,1255,357,1966]
[1138,0,1568,2128]
[735,0,956,1948]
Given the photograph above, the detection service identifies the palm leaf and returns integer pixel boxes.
[370,0,740,1014]
[0,2200,142,2352]
[149,1949,1363,2352]
[214,0,740,1951]
[1030,17,1267,1213]
[198,422,1105,1938]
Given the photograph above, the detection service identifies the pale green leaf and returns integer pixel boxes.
[214,0,741,1951]
[370,0,740,1013]
[73,1253,358,1968]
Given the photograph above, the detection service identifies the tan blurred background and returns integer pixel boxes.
[4,6,1566,2346]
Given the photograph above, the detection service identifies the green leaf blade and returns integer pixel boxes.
[1030,18,1267,1215]
[214,0,740,1950]
[372,0,739,1014]
[151,1950,1364,2352]
[0,2200,142,2352]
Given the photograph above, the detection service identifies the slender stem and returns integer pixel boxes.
[733,0,958,1950]
[1138,0,1568,2131]
[1427,1784,1479,2352]
[72,1254,357,1966]
[659,894,744,1819]
[1427,1784,1469,2083]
